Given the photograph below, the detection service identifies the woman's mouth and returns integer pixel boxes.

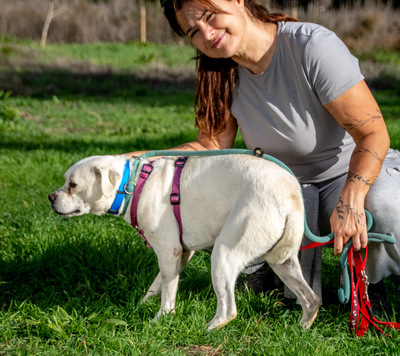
[212,32,225,48]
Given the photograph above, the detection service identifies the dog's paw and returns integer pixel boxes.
[153,308,176,323]
[140,292,161,305]
[299,305,319,329]
[206,312,237,331]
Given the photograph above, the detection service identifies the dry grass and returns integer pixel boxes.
[299,1,400,52]
[0,0,176,44]
[0,0,399,51]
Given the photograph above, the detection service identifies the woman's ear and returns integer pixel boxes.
[235,0,245,9]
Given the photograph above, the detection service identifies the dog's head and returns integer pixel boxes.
[48,156,124,217]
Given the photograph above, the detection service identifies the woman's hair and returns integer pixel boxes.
[162,0,297,137]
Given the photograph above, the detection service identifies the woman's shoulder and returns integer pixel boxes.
[277,21,345,60]
[278,21,334,41]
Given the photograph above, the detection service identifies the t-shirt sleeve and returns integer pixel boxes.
[305,27,364,105]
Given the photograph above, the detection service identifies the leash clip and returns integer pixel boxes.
[123,181,136,195]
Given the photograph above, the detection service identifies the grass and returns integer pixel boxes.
[0,36,197,71]
[1,39,400,355]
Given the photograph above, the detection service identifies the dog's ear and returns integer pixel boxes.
[94,167,121,197]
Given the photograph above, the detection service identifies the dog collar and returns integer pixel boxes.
[108,160,132,215]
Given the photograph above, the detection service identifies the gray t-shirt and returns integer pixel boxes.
[231,22,364,183]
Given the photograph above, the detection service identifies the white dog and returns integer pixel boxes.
[48,153,321,330]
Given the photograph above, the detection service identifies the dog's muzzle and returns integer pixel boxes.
[48,193,81,216]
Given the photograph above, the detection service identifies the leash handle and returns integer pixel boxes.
[348,246,400,337]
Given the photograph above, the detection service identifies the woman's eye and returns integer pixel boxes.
[189,29,198,39]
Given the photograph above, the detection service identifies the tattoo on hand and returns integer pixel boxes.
[342,110,382,132]
[352,147,383,163]
[335,197,363,223]
[347,171,376,187]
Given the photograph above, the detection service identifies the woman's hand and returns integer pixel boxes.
[330,190,369,256]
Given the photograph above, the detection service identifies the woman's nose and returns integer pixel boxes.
[199,23,215,41]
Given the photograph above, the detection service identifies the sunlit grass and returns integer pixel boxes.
[1,40,400,355]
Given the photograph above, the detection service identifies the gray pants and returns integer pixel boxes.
[244,148,400,299]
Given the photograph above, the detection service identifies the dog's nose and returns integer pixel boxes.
[48,193,56,203]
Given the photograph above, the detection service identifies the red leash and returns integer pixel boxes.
[348,246,400,337]
[301,241,400,336]
[300,240,333,250]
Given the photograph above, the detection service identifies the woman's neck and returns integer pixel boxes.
[232,21,277,75]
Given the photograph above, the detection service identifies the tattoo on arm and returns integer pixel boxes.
[342,110,383,132]
[352,147,383,163]
[347,171,376,187]
[335,197,363,223]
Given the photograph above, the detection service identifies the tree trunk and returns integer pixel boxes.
[40,0,75,48]
[140,0,146,43]
[40,0,54,48]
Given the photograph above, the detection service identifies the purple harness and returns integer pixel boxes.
[130,157,188,250]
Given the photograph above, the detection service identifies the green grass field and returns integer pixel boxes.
[1,39,400,355]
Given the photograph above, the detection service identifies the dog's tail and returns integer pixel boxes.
[263,210,304,265]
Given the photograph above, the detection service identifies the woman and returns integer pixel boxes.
[130,0,400,310]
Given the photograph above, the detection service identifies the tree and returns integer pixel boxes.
[138,0,159,44]
[140,0,146,43]
[40,0,77,48]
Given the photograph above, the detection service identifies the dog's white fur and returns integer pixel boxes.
[49,154,321,330]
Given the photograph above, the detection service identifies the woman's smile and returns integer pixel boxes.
[212,31,225,48]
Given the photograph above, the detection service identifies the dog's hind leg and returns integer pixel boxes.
[141,250,195,303]
[207,245,241,330]
[269,255,321,329]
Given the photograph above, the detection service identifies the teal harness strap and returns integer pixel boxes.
[134,148,396,241]
[126,148,396,303]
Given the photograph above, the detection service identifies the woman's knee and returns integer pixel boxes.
[365,159,400,231]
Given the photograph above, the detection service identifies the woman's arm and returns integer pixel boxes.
[124,117,239,158]
[324,80,390,255]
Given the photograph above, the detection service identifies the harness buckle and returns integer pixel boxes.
[175,157,188,167]
[142,164,153,174]
[170,192,180,205]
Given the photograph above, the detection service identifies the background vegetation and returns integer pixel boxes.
[1,0,400,354]
[0,0,399,52]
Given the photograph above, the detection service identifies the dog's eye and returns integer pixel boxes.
[69,182,77,189]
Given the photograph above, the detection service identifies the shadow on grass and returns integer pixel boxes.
[1,64,399,102]
[0,131,201,155]
[0,218,211,313]
[0,66,196,102]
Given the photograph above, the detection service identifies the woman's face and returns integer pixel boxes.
[176,0,247,59]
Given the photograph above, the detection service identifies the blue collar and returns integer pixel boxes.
[108,160,131,215]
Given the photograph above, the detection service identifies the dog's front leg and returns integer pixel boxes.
[153,245,187,321]
[141,272,162,303]
[141,250,195,304]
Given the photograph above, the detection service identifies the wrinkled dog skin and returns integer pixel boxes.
[49,154,321,330]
